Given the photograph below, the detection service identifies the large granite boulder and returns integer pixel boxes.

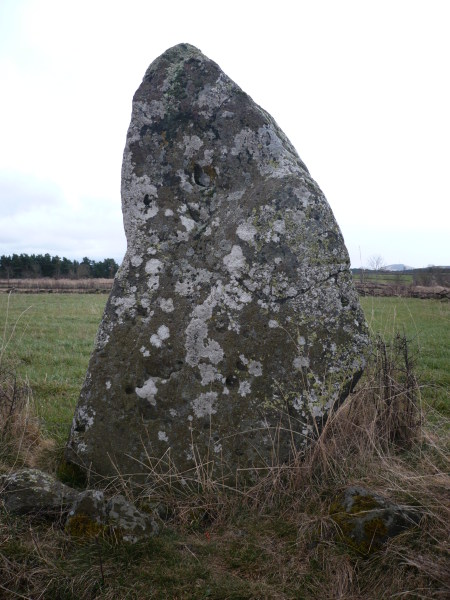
[66,43,370,484]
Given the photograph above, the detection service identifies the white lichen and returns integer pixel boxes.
[223,245,247,277]
[191,392,218,418]
[238,381,251,397]
[293,396,303,412]
[227,190,245,202]
[131,255,143,267]
[196,73,231,116]
[150,325,170,348]
[147,276,160,292]
[248,360,263,377]
[113,295,136,320]
[236,222,257,244]
[135,378,158,406]
[272,219,286,234]
[175,266,213,297]
[158,325,170,340]
[159,298,174,313]
[145,202,159,219]
[180,215,196,232]
[75,405,96,431]
[145,259,163,275]
[185,318,224,366]
[176,170,193,193]
[150,335,162,348]
[198,363,222,386]
[77,442,88,454]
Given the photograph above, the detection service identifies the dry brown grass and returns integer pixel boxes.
[0,278,113,294]
[283,335,450,598]
[0,362,55,473]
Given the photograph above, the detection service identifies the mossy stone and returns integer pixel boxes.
[330,486,420,555]
[66,513,106,538]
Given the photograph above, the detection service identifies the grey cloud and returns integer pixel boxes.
[0,190,126,262]
[0,171,63,217]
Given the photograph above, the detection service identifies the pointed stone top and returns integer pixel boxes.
[143,43,205,82]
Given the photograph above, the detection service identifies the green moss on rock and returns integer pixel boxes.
[66,513,106,538]
[330,486,419,555]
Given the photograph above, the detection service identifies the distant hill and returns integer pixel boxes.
[384,264,415,271]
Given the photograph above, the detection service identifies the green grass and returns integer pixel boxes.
[1,293,447,441]
[0,293,105,442]
[360,296,449,415]
[358,272,414,285]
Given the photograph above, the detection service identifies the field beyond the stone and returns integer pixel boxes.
[1,293,447,441]
[0,293,449,599]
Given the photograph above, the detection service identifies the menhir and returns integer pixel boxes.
[66,43,370,484]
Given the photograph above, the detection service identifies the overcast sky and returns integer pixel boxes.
[0,0,448,268]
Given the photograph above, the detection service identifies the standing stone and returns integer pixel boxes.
[66,44,370,484]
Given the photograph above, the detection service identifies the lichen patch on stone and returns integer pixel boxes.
[135,378,158,406]
[158,431,169,442]
[223,245,247,277]
[191,392,218,418]
[236,222,257,244]
[159,298,174,313]
[238,381,251,397]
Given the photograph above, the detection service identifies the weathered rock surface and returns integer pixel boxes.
[331,486,420,554]
[66,490,159,543]
[0,469,159,543]
[0,468,78,515]
[66,43,370,483]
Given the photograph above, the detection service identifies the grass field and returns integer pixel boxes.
[358,272,414,285]
[0,293,105,442]
[360,296,449,415]
[1,293,448,443]
[0,292,449,599]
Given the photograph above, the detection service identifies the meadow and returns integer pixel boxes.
[1,293,448,442]
[358,272,414,285]
[0,293,106,442]
[0,292,449,599]
[362,295,449,415]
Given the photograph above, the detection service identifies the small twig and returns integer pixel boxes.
[182,543,200,563]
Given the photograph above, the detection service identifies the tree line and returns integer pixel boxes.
[0,254,119,279]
